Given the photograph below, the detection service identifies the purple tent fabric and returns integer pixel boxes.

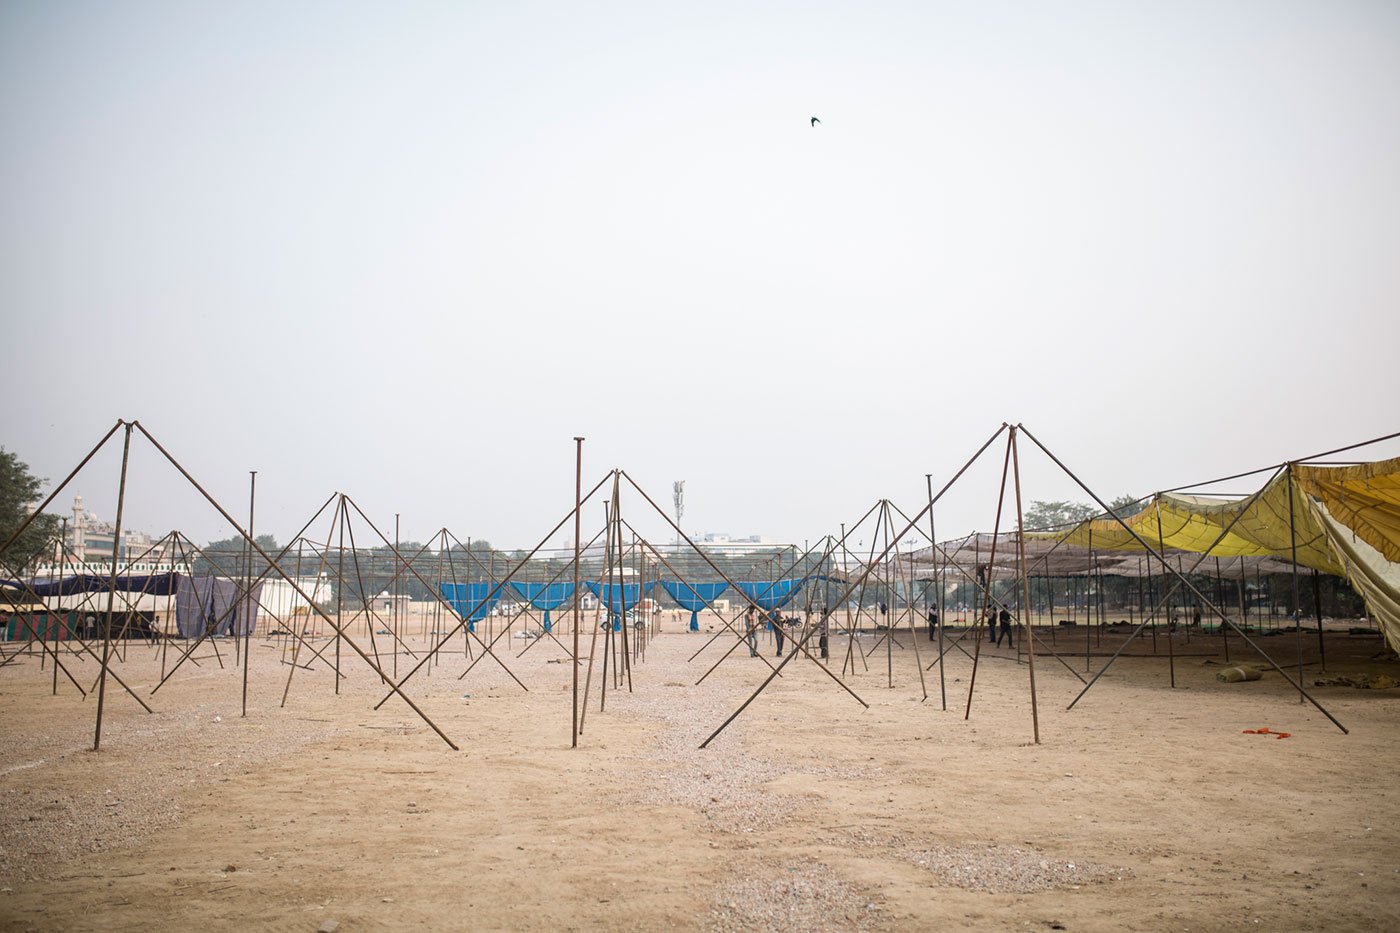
[175,575,262,637]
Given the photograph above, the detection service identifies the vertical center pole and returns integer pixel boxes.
[1312,567,1326,672]
[54,517,67,696]
[1218,556,1230,662]
[926,474,946,711]
[335,497,345,694]
[964,431,1013,721]
[241,470,256,717]
[394,513,400,681]
[1010,428,1040,744]
[94,422,134,752]
[1086,522,1093,671]
[571,437,584,748]
[883,502,893,689]
[1287,464,1304,702]
[1156,503,1175,688]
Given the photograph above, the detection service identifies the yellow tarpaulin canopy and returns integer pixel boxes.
[1043,470,1342,575]
[1294,456,1400,565]
[1035,458,1400,652]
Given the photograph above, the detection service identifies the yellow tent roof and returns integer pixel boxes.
[1042,472,1342,575]
[1034,457,1400,652]
[1294,456,1400,565]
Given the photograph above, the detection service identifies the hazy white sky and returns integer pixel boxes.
[3,1,1398,551]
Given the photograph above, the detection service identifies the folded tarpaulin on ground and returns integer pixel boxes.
[174,575,262,637]
[659,581,730,631]
[508,582,575,630]
[3,572,181,599]
[735,579,803,611]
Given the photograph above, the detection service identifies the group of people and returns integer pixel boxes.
[743,606,799,657]
[923,604,1016,647]
[740,601,1022,660]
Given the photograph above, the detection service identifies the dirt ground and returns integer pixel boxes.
[0,617,1397,932]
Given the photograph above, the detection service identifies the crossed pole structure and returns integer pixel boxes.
[698,423,1352,749]
[0,420,486,751]
[2,421,1366,756]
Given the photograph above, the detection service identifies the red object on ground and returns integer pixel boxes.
[1242,728,1292,739]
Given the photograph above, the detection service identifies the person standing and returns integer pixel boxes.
[772,609,786,656]
[819,609,830,659]
[985,607,997,643]
[996,607,1014,647]
[927,605,939,641]
[745,605,759,657]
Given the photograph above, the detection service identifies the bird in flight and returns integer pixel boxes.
[810,116,821,126]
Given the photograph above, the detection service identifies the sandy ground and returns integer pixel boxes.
[0,616,1397,932]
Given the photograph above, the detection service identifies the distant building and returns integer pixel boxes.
[692,533,779,556]
[28,495,331,617]
[44,494,186,575]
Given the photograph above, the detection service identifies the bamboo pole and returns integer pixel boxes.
[1009,428,1040,744]
[94,422,135,751]
[241,471,256,716]
[572,437,583,747]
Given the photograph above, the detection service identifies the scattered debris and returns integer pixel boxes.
[1216,667,1263,683]
[1242,728,1291,740]
[1313,674,1400,689]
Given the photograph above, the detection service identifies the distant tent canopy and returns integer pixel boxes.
[440,582,499,631]
[2,572,181,599]
[736,579,803,611]
[2,572,253,638]
[905,534,1303,580]
[1036,487,1340,573]
[659,580,730,631]
[585,581,657,631]
[508,581,576,630]
[1014,457,1400,653]
[584,581,657,613]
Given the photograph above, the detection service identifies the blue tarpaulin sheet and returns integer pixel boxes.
[659,580,730,631]
[508,582,576,631]
[440,582,500,632]
[585,581,657,631]
[735,579,803,611]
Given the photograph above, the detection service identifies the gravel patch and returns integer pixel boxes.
[611,678,867,835]
[0,647,381,883]
[0,705,349,883]
[902,842,1121,893]
[0,627,542,885]
[709,858,884,932]
[845,829,1130,894]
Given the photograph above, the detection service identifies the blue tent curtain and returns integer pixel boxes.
[440,582,500,632]
[735,579,803,612]
[508,582,575,631]
[584,581,657,631]
[659,580,730,631]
